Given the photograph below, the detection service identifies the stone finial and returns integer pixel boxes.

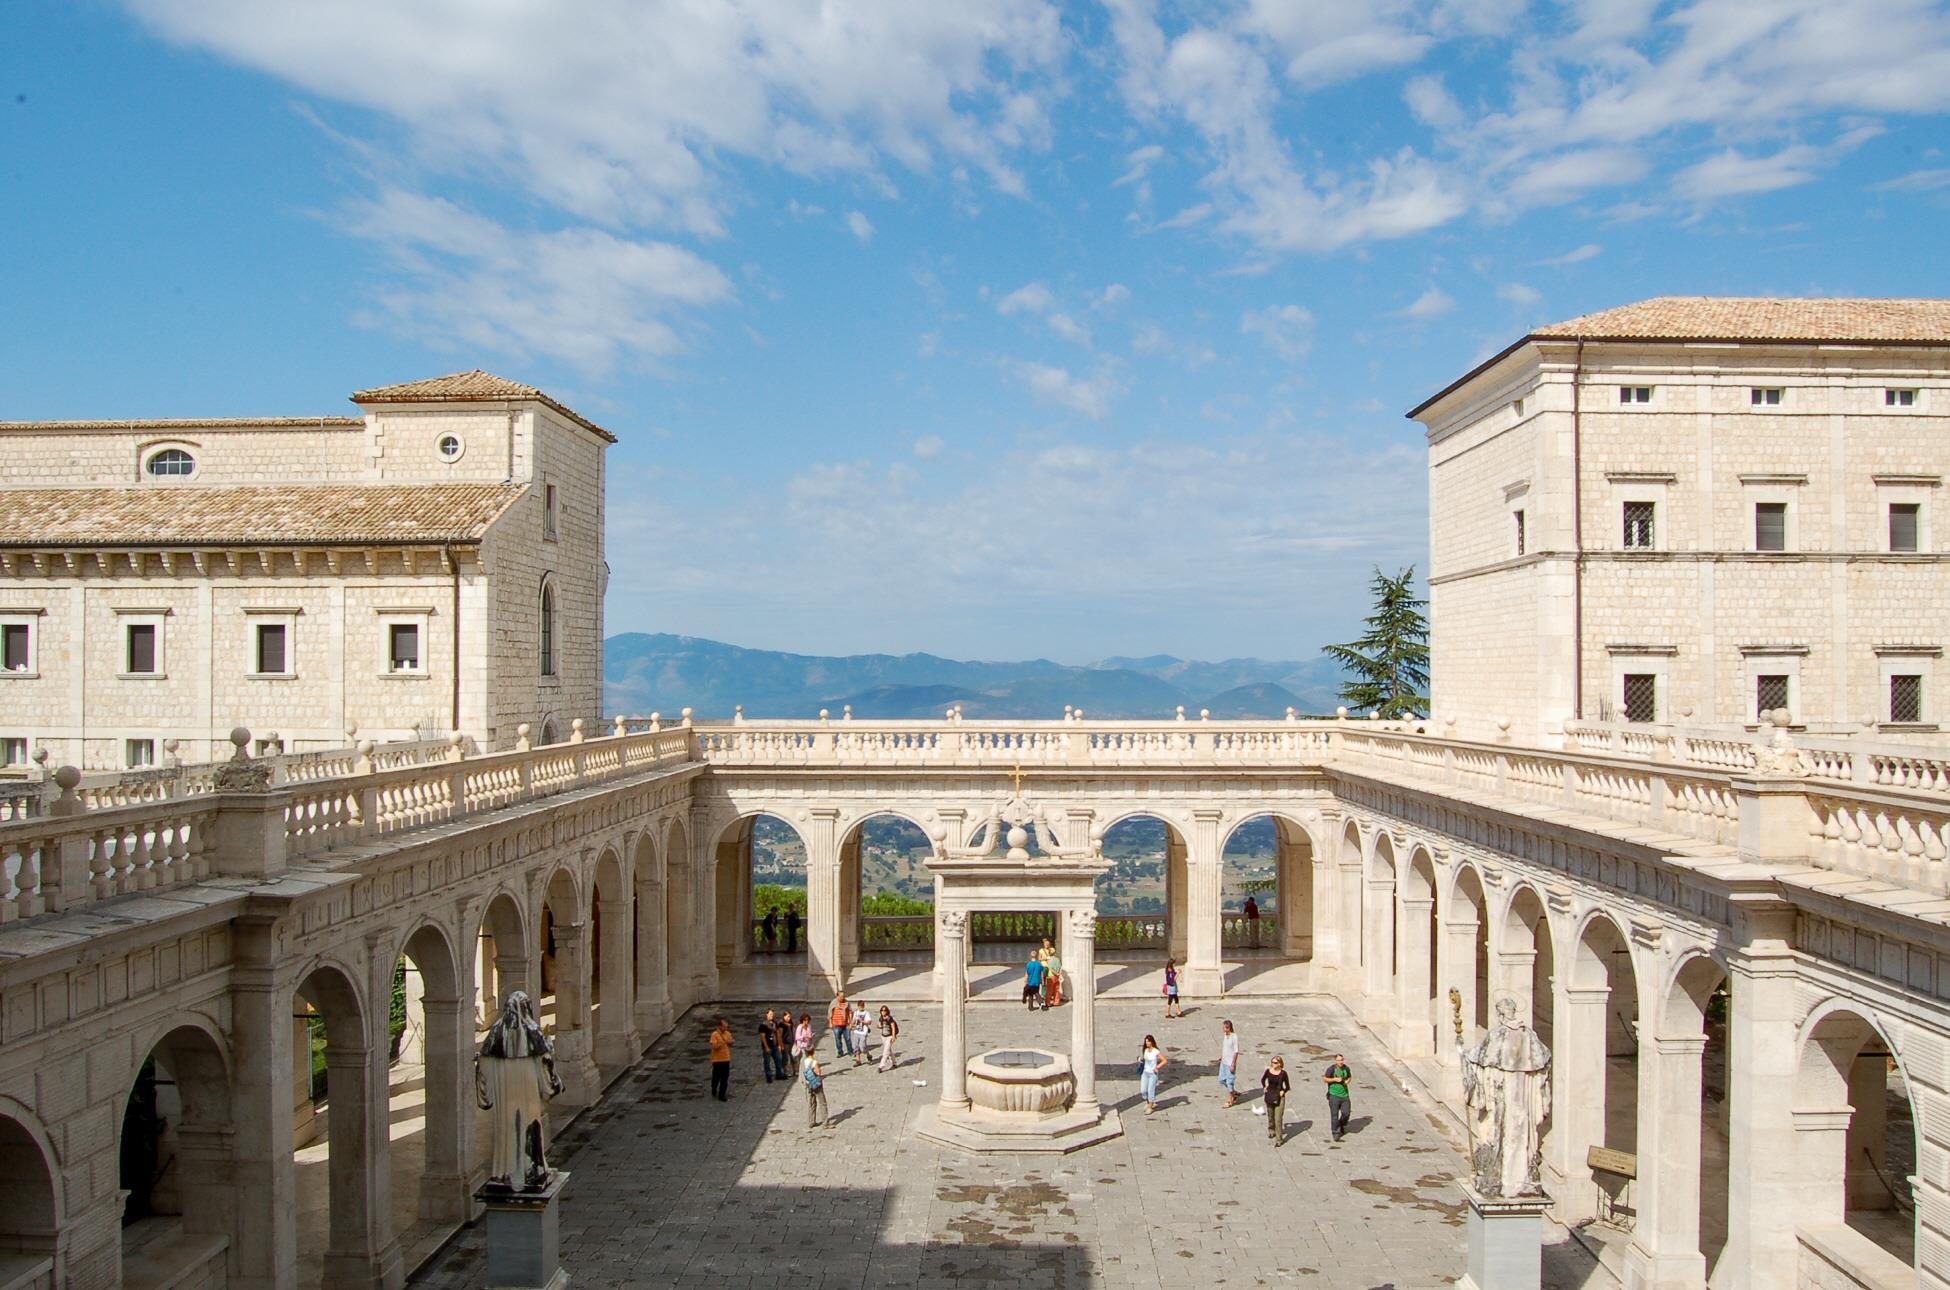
[734,705,745,724]
[1073,708,1084,720]
[355,739,376,773]
[819,708,830,724]
[214,730,272,793]
[1065,704,1074,719]
[162,737,181,768]
[680,707,694,727]
[344,719,359,740]
[570,718,586,744]
[613,714,628,737]
[1367,711,1380,720]
[1496,717,1511,740]
[649,712,662,732]
[1176,705,1186,721]
[448,731,466,761]
[515,722,533,751]
[1286,707,1297,721]
[229,727,252,760]
[843,705,853,721]
[945,706,956,721]
[1336,706,1348,720]
[50,764,83,817]
[1200,708,1210,720]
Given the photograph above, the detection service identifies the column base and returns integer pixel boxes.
[477,1171,570,1290]
[913,1103,1124,1155]
[1621,1242,1707,1290]
[554,1049,603,1110]
[1181,965,1225,998]
[593,1029,641,1072]
[418,1171,477,1224]
[319,1237,405,1290]
[1458,1184,1550,1290]
[632,999,674,1045]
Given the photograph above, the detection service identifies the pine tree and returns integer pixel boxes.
[1323,566,1430,719]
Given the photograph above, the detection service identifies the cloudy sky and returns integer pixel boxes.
[8,2,1950,661]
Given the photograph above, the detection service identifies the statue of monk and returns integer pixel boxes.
[475,990,564,1191]
[1459,994,1552,1198]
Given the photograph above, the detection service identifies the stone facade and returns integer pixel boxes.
[0,374,608,768]
[1416,299,1950,740]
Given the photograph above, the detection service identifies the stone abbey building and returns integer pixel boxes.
[2,299,1949,1290]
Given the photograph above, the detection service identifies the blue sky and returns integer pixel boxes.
[6,2,1950,663]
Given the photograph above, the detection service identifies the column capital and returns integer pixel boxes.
[809,806,843,821]
[1192,807,1226,822]
[939,909,968,938]
[1648,1034,1709,1057]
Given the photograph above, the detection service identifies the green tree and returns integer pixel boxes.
[1323,565,1430,719]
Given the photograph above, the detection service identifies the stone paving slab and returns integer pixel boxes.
[410,998,1613,1289]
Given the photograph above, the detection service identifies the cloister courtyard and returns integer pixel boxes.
[404,996,1608,1289]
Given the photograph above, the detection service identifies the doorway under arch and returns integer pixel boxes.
[838,812,935,969]
[1220,814,1314,958]
[1093,814,1187,959]
[1796,1005,1918,1277]
[715,813,809,967]
[0,1110,57,1276]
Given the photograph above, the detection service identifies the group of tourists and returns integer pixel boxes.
[1021,936,1065,1008]
[756,905,803,954]
[706,995,902,1127]
[1139,1017,1354,1145]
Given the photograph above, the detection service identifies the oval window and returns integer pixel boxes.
[145,448,195,477]
[437,434,464,461]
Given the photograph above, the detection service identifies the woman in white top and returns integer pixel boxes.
[1138,1034,1168,1114]
[1218,1019,1240,1108]
[850,1002,872,1067]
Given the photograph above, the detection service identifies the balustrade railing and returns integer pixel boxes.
[0,799,213,926]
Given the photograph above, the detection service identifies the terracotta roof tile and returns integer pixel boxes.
[351,369,615,442]
[0,482,527,548]
[1531,297,1950,343]
[0,417,363,433]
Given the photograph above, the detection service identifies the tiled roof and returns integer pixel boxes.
[1532,297,1950,343]
[0,482,527,548]
[0,417,363,432]
[351,369,616,442]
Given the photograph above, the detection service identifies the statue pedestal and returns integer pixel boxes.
[1459,1184,1550,1290]
[477,1171,571,1289]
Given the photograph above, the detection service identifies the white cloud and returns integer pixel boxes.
[845,210,875,241]
[1239,303,1314,358]
[1098,283,1131,308]
[1497,282,1542,305]
[1673,145,1823,200]
[1006,360,1122,419]
[913,434,945,459]
[997,281,1056,315]
[340,190,731,374]
[1397,285,1457,320]
[1872,167,1950,192]
[1114,143,1165,186]
[1534,243,1602,267]
[1046,313,1092,346]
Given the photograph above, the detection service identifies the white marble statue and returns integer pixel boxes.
[475,991,564,1191]
[1459,994,1552,1198]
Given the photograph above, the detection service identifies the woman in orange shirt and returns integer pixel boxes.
[709,1017,733,1101]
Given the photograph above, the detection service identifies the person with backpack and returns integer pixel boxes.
[1023,953,1045,1010]
[801,1048,828,1128]
[1262,1056,1291,1144]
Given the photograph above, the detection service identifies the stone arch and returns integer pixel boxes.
[292,959,381,1287]
[1496,883,1556,1043]
[475,888,531,1026]
[1443,860,1491,1041]
[590,845,637,1069]
[118,1017,234,1278]
[1363,831,1399,1002]
[1393,843,1440,1056]
[664,815,693,999]
[388,920,471,1227]
[1219,811,1316,959]
[1096,811,1191,960]
[630,826,668,1034]
[1336,818,1365,974]
[710,810,810,968]
[538,866,593,1103]
[838,810,936,966]
[1793,1000,1917,1276]
[1562,908,1641,1225]
[0,1099,59,1269]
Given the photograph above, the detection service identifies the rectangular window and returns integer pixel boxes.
[544,483,558,540]
[1619,386,1652,404]
[1891,674,1924,724]
[388,623,422,673]
[125,738,155,769]
[125,623,158,674]
[1,622,29,672]
[1,737,25,766]
[1755,502,1787,551]
[1890,503,1921,553]
[1750,387,1783,406]
[255,623,288,675]
[1623,501,1656,549]
[1623,673,1658,723]
[1887,389,1918,407]
[1756,674,1790,718]
[1514,509,1526,556]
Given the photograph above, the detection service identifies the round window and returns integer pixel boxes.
[145,448,195,477]
[437,434,464,461]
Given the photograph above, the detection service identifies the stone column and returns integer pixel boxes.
[805,807,844,998]
[1070,909,1100,1111]
[228,934,297,1290]
[594,893,639,1069]
[1553,981,1611,1225]
[938,910,970,1112]
[318,1039,403,1288]
[1184,809,1225,996]
[1624,1034,1708,1290]
[417,991,475,1225]
[1720,916,1801,1290]
[548,921,601,1108]
[633,876,671,1038]
[1394,896,1435,1057]
[1846,1053,1891,1211]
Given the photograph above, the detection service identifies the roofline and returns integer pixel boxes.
[1405,332,1950,421]
[0,537,485,551]
[0,417,364,432]
[351,391,618,444]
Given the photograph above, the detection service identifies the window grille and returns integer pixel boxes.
[540,585,556,677]
[1623,673,1657,723]
[1891,675,1924,724]
[1623,501,1656,549]
[1756,675,1789,718]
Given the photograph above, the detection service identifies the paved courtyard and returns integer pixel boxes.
[410,998,1611,1289]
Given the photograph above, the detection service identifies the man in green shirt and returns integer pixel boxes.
[1323,1055,1352,1141]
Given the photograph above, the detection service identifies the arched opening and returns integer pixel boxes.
[385,924,470,1269]
[1220,814,1314,959]
[538,578,557,678]
[1364,833,1399,1007]
[1337,821,1365,975]
[1568,913,1639,1226]
[539,868,591,1103]
[1796,1007,1917,1277]
[715,814,807,967]
[1394,845,1439,1055]
[1444,863,1490,1044]
[538,716,560,746]
[117,1023,234,1284]
[292,962,383,1288]
[839,813,935,967]
[1092,815,1186,960]
[632,829,667,1036]
[664,817,692,1002]
[0,1112,57,1278]
[475,892,529,1032]
[1644,955,1732,1284]
[590,848,636,1070]
[1500,886,1556,1055]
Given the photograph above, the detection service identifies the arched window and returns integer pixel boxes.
[145,448,195,477]
[539,578,556,677]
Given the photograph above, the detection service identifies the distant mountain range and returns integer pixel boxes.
[603,633,1350,720]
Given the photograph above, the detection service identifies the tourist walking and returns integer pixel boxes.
[850,1001,872,1066]
[1218,1020,1240,1107]
[877,1005,899,1071]
[1138,1034,1168,1113]
[1262,1056,1291,1144]
[1163,959,1182,1018]
[802,1049,828,1128]
[830,994,853,1058]
[758,1007,781,1082]
[776,1010,796,1075]
[793,1012,814,1061]
[760,907,778,953]
[1045,944,1063,1008]
[709,1017,733,1102]
[1243,895,1260,948]
[1324,1053,1353,1141]
[785,906,801,954]
[1023,953,1045,1010]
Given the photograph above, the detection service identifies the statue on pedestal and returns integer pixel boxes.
[475,991,563,1191]
[1459,994,1552,1198]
